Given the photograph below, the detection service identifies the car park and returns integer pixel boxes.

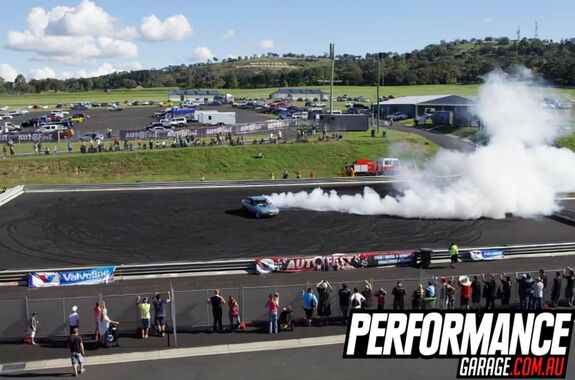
[240,196,279,218]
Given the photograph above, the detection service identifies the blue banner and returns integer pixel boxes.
[28,266,116,288]
[469,250,504,261]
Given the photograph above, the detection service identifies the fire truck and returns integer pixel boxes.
[349,158,401,176]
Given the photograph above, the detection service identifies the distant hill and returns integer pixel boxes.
[3,37,575,94]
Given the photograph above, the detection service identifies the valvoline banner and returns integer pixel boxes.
[469,249,504,261]
[255,251,415,274]
[28,266,116,288]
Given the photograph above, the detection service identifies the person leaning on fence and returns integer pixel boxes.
[316,280,332,326]
[208,289,226,333]
[152,292,171,337]
[338,284,351,322]
[458,276,472,310]
[69,306,80,334]
[498,274,512,306]
[228,296,240,332]
[350,288,366,317]
[375,288,387,311]
[392,282,406,310]
[471,276,482,310]
[445,279,456,310]
[68,327,85,376]
[301,288,318,327]
[25,312,39,345]
[361,281,373,310]
[534,277,545,310]
[563,267,575,306]
[482,274,497,310]
[136,296,151,338]
[411,284,424,310]
[551,271,562,307]
[265,293,279,334]
[93,302,101,341]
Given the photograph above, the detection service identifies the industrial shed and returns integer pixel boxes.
[270,88,324,101]
[168,89,222,102]
[373,95,476,126]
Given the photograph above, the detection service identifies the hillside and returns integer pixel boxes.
[2,37,575,93]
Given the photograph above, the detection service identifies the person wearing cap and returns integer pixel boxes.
[69,306,80,335]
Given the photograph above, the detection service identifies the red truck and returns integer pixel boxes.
[351,158,401,176]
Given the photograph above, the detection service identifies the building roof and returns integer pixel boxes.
[271,88,324,95]
[169,89,221,96]
[377,95,474,106]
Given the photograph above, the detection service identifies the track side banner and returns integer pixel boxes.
[255,251,415,274]
[469,249,504,261]
[28,266,116,288]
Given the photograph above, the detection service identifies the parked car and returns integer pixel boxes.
[162,117,187,127]
[0,105,8,111]
[1,122,21,133]
[147,126,172,132]
[108,105,123,111]
[71,113,90,123]
[36,124,67,133]
[240,196,279,218]
[386,112,410,121]
[77,132,104,141]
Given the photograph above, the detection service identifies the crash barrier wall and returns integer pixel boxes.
[1,242,574,285]
[0,185,24,207]
[118,119,319,141]
[0,132,63,143]
[0,267,569,340]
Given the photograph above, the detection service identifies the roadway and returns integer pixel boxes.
[1,183,574,270]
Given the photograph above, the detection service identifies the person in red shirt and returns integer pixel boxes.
[459,276,472,310]
[376,288,387,310]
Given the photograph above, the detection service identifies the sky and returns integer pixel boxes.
[0,0,573,81]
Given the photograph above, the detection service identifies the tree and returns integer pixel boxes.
[224,72,239,88]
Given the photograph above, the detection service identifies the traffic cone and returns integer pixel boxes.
[271,171,275,180]
[309,171,315,179]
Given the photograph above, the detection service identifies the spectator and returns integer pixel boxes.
[316,280,332,325]
[228,296,240,332]
[68,327,85,376]
[392,281,406,310]
[97,308,119,346]
[26,312,39,345]
[516,273,529,310]
[539,269,548,290]
[425,281,436,298]
[375,288,387,311]
[338,284,351,322]
[445,280,456,310]
[411,284,424,310]
[551,271,562,307]
[458,276,472,310]
[136,297,151,338]
[482,274,497,310]
[471,276,482,310]
[282,170,289,179]
[93,302,101,341]
[350,288,366,314]
[499,274,512,306]
[361,281,373,310]
[152,292,171,337]
[449,242,459,269]
[301,288,318,326]
[563,267,575,307]
[208,289,226,333]
[69,306,80,334]
[534,277,545,310]
[265,294,279,334]
[525,274,535,309]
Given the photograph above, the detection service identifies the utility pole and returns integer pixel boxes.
[534,21,539,39]
[329,43,335,115]
[376,52,382,134]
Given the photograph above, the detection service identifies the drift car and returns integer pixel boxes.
[241,196,279,218]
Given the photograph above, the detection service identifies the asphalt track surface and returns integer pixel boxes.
[1,182,575,270]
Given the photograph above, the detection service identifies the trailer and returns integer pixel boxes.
[197,112,236,126]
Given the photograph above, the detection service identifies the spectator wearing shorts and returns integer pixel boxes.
[301,288,318,327]
[458,276,472,309]
[152,292,171,337]
[137,297,151,338]
[68,327,85,376]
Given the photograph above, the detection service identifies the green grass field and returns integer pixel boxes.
[0,130,437,187]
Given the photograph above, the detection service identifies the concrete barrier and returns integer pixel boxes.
[0,185,24,207]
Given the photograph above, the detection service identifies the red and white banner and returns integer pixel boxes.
[255,250,416,274]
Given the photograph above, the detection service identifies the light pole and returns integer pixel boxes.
[376,52,383,134]
[329,43,335,115]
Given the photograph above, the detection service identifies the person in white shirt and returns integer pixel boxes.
[350,288,366,314]
[534,277,545,310]
[69,306,80,334]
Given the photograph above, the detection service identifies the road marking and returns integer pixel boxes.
[0,335,346,373]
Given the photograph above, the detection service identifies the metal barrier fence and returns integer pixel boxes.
[0,267,570,341]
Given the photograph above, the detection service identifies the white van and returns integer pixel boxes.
[36,124,67,133]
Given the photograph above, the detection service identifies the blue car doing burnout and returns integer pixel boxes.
[241,196,279,218]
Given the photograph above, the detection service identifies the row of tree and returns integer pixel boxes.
[2,37,575,94]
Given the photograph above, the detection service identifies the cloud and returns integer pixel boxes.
[43,0,116,36]
[29,66,57,80]
[139,14,193,42]
[483,17,493,22]
[60,62,143,79]
[258,39,275,49]
[222,29,235,40]
[0,63,19,81]
[191,46,214,61]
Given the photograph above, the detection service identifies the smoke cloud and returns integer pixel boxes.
[268,71,575,219]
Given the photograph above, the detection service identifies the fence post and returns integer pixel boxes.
[170,281,177,347]
[206,289,211,330]
[62,298,67,336]
[25,296,30,333]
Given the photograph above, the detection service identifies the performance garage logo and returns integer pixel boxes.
[344,311,574,378]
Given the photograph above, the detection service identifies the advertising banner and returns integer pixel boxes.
[469,249,504,261]
[28,266,116,288]
[255,251,415,274]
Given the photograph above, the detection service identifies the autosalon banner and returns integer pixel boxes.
[28,266,116,288]
[255,251,416,274]
[469,249,504,261]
